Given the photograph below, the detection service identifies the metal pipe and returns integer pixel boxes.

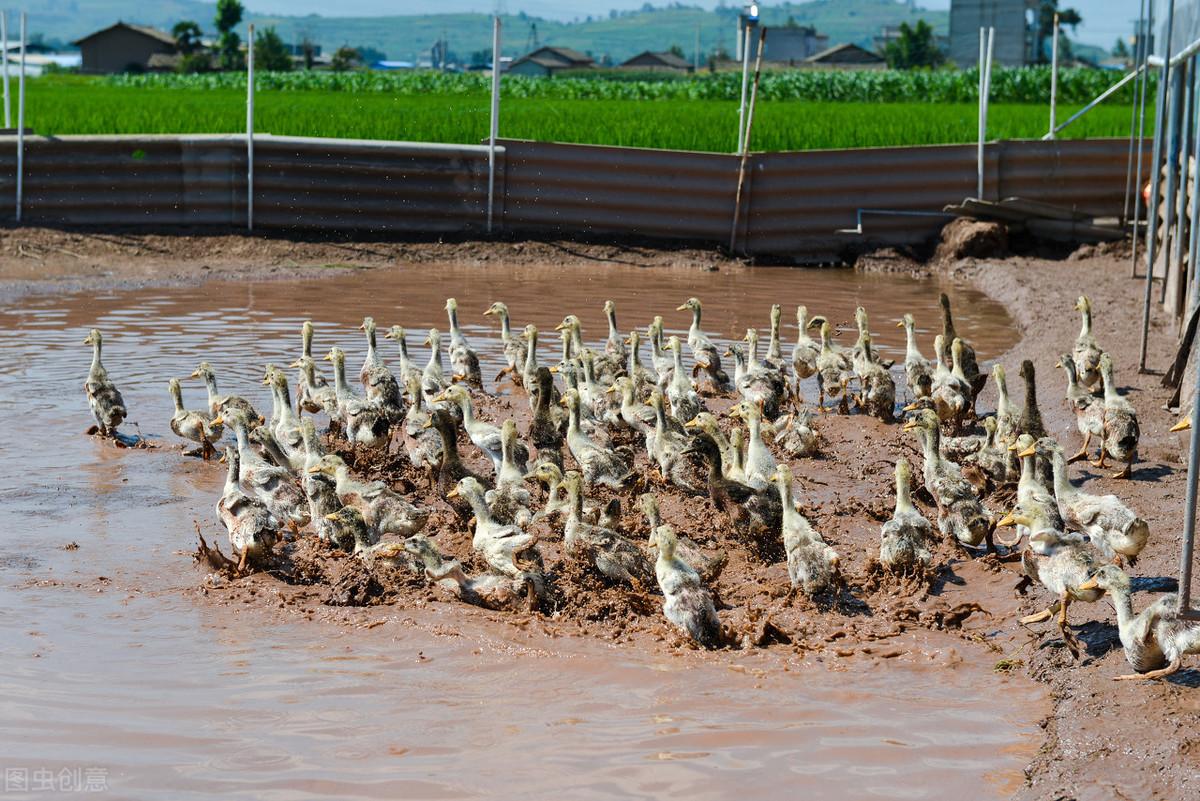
[1048,13,1060,139]
[246,22,254,232]
[736,24,751,153]
[1044,66,1144,139]
[1169,58,1193,308]
[1124,0,1149,227]
[1178,372,1200,620]
[1158,66,1183,307]
[14,11,22,223]
[978,27,994,199]
[1133,0,1156,278]
[730,26,766,254]
[487,15,501,235]
[977,28,985,198]
[2,11,10,130]
[1140,0,1177,373]
[1188,64,1200,310]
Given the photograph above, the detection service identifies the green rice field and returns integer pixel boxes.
[26,73,1142,153]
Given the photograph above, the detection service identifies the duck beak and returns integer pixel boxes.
[430,391,447,403]
[324,512,340,521]
[189,369,201,378]
[548,365,559,374]
[306,465,321,474]
[261,375,271,385]
[1018,445,1037,458]
[675,304,688,311]
[767,470,780,482]
[901,402,920,412]
[1054,360,1063,369]
[684,417,699,429]
[895,321,904,328]
[446,486,460,499]
[358,322,366,331]
[83,335,92,344]
[1078,576,1100,591]
[605,385,616,395]
[322,353,333,362]
[288,359,301,368]
[1171,418,1192,432]
[996,513,1017,528]
[211,416,225,427]
[554,321,567,331]
[901,420,918,431]
[218,451,227,463]
[1007,442,1020,452]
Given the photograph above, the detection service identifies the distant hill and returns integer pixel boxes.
[35,0,948,64]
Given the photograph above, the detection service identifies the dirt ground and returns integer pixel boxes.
[4,225,1197,800]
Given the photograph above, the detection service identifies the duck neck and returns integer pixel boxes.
[365,327,377,361]
[457,395,475,428]
[170,384,185,414]
[302,324,314,359]
[921,426,942,466]
[427,338,442,372]
[90,339,103,374]
[202,371,219,405]
[894,469,914,515]
[1079,304,1092,338]
[332,357,350,398]
[567,403,582,437]
[333,464,354,495]
[606,308,619,342]
[465,488,492,523]
[689,307,702,339]
[524,333,537,373]
[397,335,412,372]
[796,309,809,343]
[940,301,957,343]
[1108,585,1138,639]
[223,452,240,494]
[566,481,584,524]
[1049,451,1076,501]
[653,399,668,436]
[499,311,512,342]
[1102,364,1120,404]
[748,413,763,450]
[436,423,464,470]
[233,422,251,459]
[776,475,797,523]
[995,370,1010,414]
[302,429,323,466]
[447,306,462,342]
[628,335,642,373]
[903,322,918,359]
[276,383,297,426]
[671,346,685,377]
[768,314,782,357]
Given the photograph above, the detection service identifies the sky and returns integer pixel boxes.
[236,1,1139,48]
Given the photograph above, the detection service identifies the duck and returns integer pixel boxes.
[443,298,483,388]
[653,525,722,648]
[527,366,565,468]
[382,325,423,389]
[939,292,986,407]
[597,299,627,382]
[992,363,1020,446]
[485,420,533,527]
[903,409,992,551]
[424,408,493,523]
[298,419,341,543]
[770,464,839,594]
[295,320,329,415]
[1030,438,1149,563]
[560,470,654,586]
[1095,352,1140,479]
[168,376,222,458]
[729,400,776,491]
[420,329,448,402]
[683,413,747,483]
[323,506,422,570]
[808,317,852,413]
[434,385,528,474]
[191,361,262,426]
[898,313,933,400]
[879,458,934,573]
[483,301,527,385]
[683,432,782,556]
[216,445,277,572]
[448,476,541,579]
[1078,564,1200,680]
[1056,352,1105,463]
[1017,359,1048,440]
[641,493,727,582]
[82,328,129,438]
[925,335,969,430]
[971,417,1018,490]
[401,372,442,482]
[852,333,896,422]
[307,453,430,538]
[663,335,703,423]
[775,408,819,458]
[677,297,732,391]
[404,534,540,612]
[996,506,1104,660]
[791,305,820,394]
[324,347,390,449]
[217,410,310,531]
[527,461,618,529]
[1072,295,1104,392]
[357,317,404,424]
[646,390,705,495]
[561,388,634,488]
[647,316,674,385]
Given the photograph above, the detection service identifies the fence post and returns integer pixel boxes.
[1048,13,1059,139]
[14,11,22,223]
[2,11,9,130]
[1132,0,1157,278]
[977,27,994,200]
[737,24,751,153]
[487,15,501,235]
[246,22,254,232]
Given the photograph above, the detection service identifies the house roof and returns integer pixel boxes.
[805,43,884,64]
[621,50,691,69]
[512,45,593,68]
[73,22,177,48]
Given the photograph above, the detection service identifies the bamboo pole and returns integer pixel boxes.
[247,22,255,232]
[487,15,501,234]
[730,27,766,254]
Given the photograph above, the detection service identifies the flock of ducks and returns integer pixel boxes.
[80,290,1200,677]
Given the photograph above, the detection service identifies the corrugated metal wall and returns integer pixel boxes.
[0,133,1134,259]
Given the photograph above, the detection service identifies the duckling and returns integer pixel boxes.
[729,400,776,491]
[677,297,732,391]
[324,506,422,571]
[295,320,329,414]
[683,432,782,555]
[307,453,430,538]
[973,417,1017,488]
[1072,295,1104,392]
[611,375,656,435]
[1017,359,1048,440]
[382,325,423,390]
[324,347,390,449]
[1034,439,1149,563]
[1078,565,1200,680]
[216,446,277,572]
[299,419,340,543]
[485,420,533,527]
[926,335,969,431]
[852,333,896,422]
[520,324,543,399]
[483,301,527,384]
[808,317,852,413]
[663,335,703,423]
[291,355,339,420]
[992,363,1019,446]
[82,328,128,437]
[263,368,304,469]
[358,317,404,424]
[444,298,483,388]
[898,313,933,400]
[1056,353,1104,463]
[1008,434,1065,546]
[775,408,819,458]
[559,470,653,585]
[641,494,727,582]
[879,458,934,573]
[527,366,565,469]
[791,305,820,393]
[217,410,309,531]
[653,525,722,648]
[903,409,992,551]
[1095,352,1140,479]
[434,385,528,474]
[191,361,262,426]
[425,408,492,523]
[596,299,627,382]
[996,507,1104,660]
[624,329,655,395]
[168,377,222,459]
[646,390,706,495]
[527,461,614,528]
[683,413,746,483]
[404,534,540,612]
[561,389,634,488]
[647,316,674,385]
[401,372,441,482]
[579,349,618,423]
[556,314,585,359]
[420,329,448,402]
[939,292,986,407]
[448,476,541,579]
[771,464,839,594]
[357,316,386,388]
[765,304,786,372]
[249,425,294,472]
[736,329,789,420]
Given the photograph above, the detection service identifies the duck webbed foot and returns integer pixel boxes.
[1114,657,1182,681]
[1112,460,1134,480]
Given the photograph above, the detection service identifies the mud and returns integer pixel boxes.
[1,227,1190,799]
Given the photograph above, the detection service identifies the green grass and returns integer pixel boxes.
[28,76,1141,153]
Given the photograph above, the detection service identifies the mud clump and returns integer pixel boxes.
[934,218,1009,263]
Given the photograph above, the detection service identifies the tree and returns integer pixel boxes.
[299,36,316,70]
[254,26,292,71]
[214,0,245,70]
[330,45,359,72]
[1113,37,1130,59]
[668,43,685,59]
[172,21,203,54]
[883,20,944,70]
[1037,1,1082,63]
[357,46,386,65]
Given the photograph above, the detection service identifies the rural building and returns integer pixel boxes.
[874,25,950,55]
[805,43,887,68]
[948,0,1037,67]
[620,50,691,71]
[73,22,177,74]
[507,46,594,77]
[743,26,829,65]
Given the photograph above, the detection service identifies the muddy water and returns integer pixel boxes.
[0,262,1039,800]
